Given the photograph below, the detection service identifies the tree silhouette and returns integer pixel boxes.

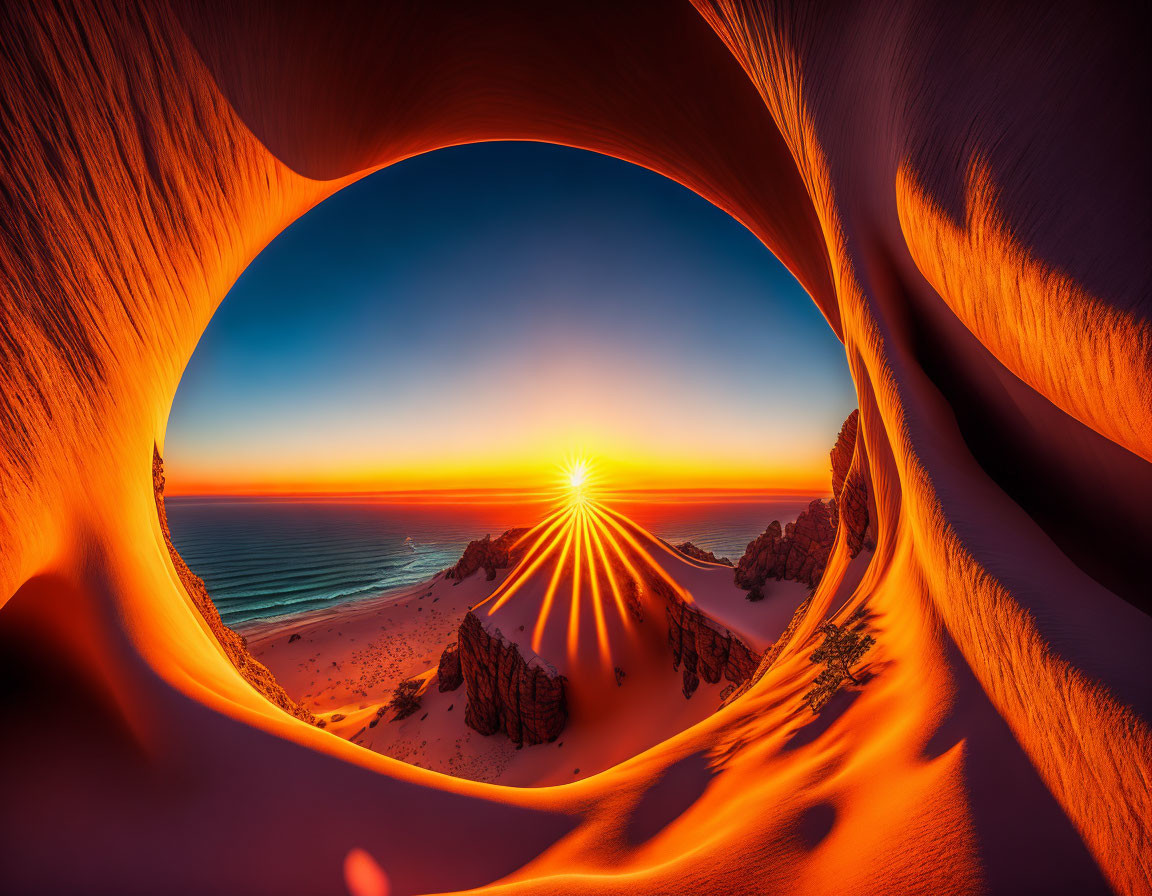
[388,678,423,721]
[804,608,875,711]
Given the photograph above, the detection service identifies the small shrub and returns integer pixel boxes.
[803,608,875,712]
[388,678,423,720]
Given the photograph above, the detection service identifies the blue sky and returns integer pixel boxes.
[165,142,854,493]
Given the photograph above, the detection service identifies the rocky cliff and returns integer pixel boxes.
[735,499,837,595]
[632,562,763,700]
[152,449,316,725]
[666,596,761,699]
[446,528,530,581]
[457,611,567,745]
[735,411,872,597]
[674,541,733,566]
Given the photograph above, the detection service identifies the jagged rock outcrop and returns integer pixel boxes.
[735,411,872,597]
[457,611,567,745]
[666,594,762,698]
[152,449,316,725]
[735,498,836,595]
[674,541,733,566]
[446,528,530,581]
[783,499,838,582]
[734,498,838,595]
[782,498,837,585]
[734,520,786,598]
[437,642,462,691]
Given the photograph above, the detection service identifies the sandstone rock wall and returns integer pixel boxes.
[830,409,872,556]
[458,611,567,745]
[666,596,761,699]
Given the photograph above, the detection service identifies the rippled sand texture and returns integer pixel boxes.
[0,2,1148,895]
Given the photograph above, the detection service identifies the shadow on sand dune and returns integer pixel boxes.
[625,751,716,847]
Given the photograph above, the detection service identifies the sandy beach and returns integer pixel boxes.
[242,529,822,787]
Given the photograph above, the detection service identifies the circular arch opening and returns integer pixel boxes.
[160,140,866,786]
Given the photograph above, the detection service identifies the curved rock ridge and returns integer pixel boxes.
[152,449,315,725]
[447,528,531,581]
[0,2,1148,893]
[458,611,567,746]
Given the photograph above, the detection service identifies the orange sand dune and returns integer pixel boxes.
[0,2,1149,895]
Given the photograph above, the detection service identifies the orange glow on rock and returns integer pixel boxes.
[0,2,1147,895]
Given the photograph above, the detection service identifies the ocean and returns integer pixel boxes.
[165,493,818,627]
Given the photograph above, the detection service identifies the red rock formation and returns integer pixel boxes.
[734,520,786,599]
[446,528,530,581]
[836,467,872,557]
[458,611,567,745]
[780,499,837,585]
[674,541,733,566]
[736,499,837,595]
[437,642,463,692]
[666,596,761,698]
[153,449,315,725]
[735,411,871,596]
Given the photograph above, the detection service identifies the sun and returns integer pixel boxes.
[562,458,594,505]
[474,453,694,663]
[568,462,588,490]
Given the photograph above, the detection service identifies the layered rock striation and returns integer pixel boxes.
[830,410,871,557]
[457,611,567,746]
[666,597,761,699]
[830,409,858,498]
